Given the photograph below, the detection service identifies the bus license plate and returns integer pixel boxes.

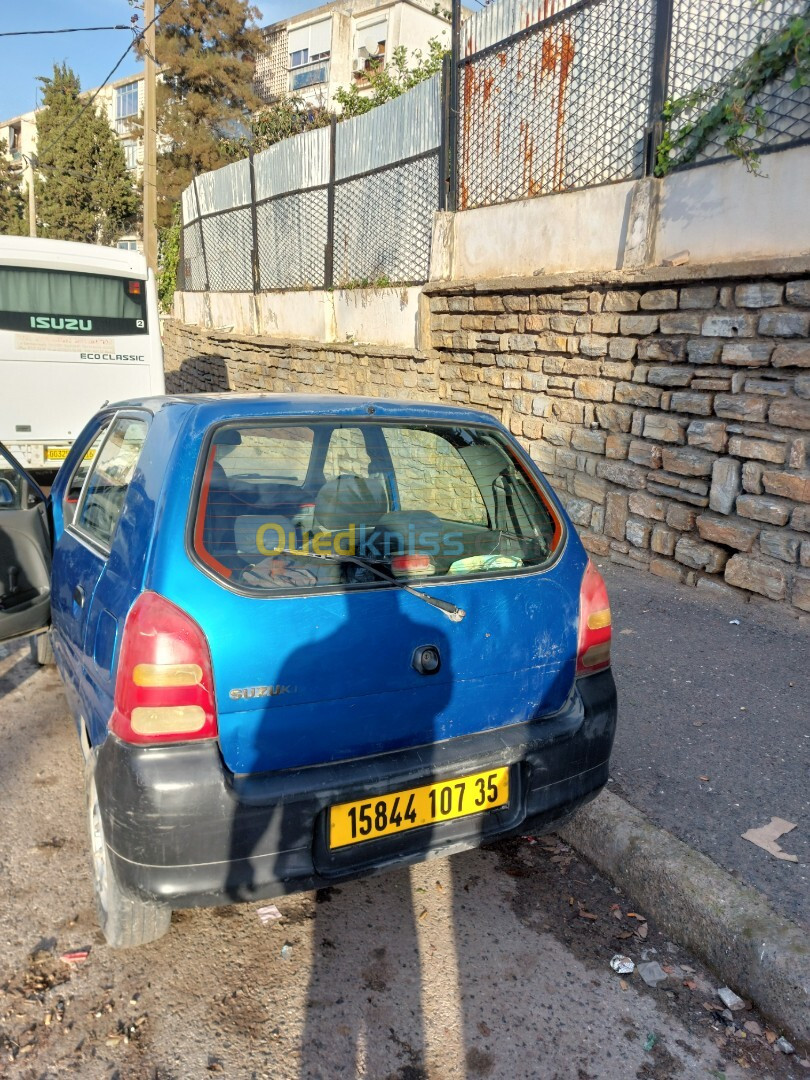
[329,767,510,849]
[45,447,70,461]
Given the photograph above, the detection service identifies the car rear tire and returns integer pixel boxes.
[86,760,172,948]
[30,632,55,666]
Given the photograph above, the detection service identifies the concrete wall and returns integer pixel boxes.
[174,285,422,347]
[164,256,810,617]
[435,145,810,284]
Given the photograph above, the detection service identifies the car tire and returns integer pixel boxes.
[30,632,55,666]
[85,759,172,948]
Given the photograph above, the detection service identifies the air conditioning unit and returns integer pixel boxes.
[352,57,368,73]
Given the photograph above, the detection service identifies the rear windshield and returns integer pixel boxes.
[0,266,147,336]
[193,420,561,592]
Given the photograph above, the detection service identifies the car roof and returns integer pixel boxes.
[104,392,505,428]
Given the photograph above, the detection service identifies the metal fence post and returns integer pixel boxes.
[324,115,337,288]
[192,174,211,292]
[645,0,675,176]
[438,54,452,211]
[447,0,461,211]
[248,148,261,293]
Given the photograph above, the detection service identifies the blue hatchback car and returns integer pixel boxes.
[0,394,616,947]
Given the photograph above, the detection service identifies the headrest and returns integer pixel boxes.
[215,428,242,447]
[234,514,294,556]
[314,474,387,532]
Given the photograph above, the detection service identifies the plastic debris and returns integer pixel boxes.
[776,1037,795,1055]
[59,949,89,964]
[717,986,746,1011]
[610,955,635,975]
[280,944,293,960]
[643,1033,657,1051]
[729,619,740,625]
[636,961,668,987]
[663,250,690,267]
[741,817,799,863]
[257,904,283,925]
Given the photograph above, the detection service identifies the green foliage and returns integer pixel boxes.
[334,39,447,118]
[146,0,265,225]
[338,275,394,289]
[0,141,26,236]
[656,7,810,176]
[35,64,138,243]
[223,96,332,159]
[157,203,181,312]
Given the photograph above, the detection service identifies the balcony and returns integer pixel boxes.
[289,59,330,93]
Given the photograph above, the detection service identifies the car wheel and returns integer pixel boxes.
[30,632,55,666]
[86,760,172,948]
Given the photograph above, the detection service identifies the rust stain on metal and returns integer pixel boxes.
[498,51,507,68]
[459,62,476,211]
[483,69,495,105]
[554,29,575,190]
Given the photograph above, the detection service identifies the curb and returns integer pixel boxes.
[558,789,810,1048]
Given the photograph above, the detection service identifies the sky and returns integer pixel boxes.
[0,0,318,122]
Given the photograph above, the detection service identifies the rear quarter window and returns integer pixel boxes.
[74,417,147,548]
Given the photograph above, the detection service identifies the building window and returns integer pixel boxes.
[117,240,138,250]
[115,82,139,133]
[122,138,138,171]
[290,48,309,68]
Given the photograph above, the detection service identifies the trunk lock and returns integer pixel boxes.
[412,645,441,675]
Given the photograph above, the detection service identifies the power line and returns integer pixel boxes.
[35,0,178,163]
[0,26,133,39]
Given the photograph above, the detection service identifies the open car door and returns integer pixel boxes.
[0,442,51,646]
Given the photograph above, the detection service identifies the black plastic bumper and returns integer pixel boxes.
[95,669,617,908]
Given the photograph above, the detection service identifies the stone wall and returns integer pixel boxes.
[163,257,810,616]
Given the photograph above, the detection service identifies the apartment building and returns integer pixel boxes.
[255,0,452,110]
[1,72,145,249]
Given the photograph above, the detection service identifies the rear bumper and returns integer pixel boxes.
[96,669,617,908]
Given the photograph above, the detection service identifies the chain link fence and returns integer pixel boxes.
[458,0,810,209]
[181,76,442,293]
[181,0,810,288]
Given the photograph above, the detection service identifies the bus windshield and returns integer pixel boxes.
[0,266,147,336]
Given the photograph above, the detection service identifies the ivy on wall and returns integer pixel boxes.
[656,7,810,177]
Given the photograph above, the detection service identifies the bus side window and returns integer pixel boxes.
[64,426,109,526]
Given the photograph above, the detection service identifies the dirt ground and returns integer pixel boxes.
[0,639,806,1080]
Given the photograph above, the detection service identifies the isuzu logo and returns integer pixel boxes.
[30,316,93,332]
[229,685,295,700]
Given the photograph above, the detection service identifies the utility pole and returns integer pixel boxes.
[24,155,37,238]
[143,0,158,275]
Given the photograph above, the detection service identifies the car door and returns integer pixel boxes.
[0,443,51,644]
[50,412,149,744]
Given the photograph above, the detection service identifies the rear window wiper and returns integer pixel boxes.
[274,548,466,623]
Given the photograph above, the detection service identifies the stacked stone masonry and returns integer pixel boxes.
[164,265,810,616]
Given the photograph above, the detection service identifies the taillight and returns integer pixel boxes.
[110,591,218,744]
[576,561,611,676]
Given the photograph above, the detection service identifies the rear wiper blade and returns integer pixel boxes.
[275,548,466,623]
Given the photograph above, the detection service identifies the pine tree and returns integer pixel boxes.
[35,64,139,244]
[152,0,264,225]
[0,142,26,236]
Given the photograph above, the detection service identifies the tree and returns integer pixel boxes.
[223,96,332,160]
[148,0,265,225]
[334,39,447,119]
[0,142,26,236]
[35,64,138,244]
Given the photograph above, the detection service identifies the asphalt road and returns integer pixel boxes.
[0,639,805,1079]
[602,562,809,931]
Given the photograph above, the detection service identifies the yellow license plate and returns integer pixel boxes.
[329,767,510,849]
[46,446,71,461]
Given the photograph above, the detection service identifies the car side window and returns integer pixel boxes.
[323,427,371,479]
[64,425,110,521]
[74,417,147,548]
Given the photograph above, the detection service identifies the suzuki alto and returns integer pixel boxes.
[0,394,617,947]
